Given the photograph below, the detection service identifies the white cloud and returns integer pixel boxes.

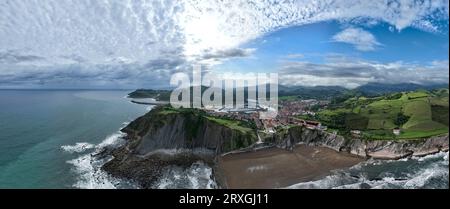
[278,57,449,88]
[0,0,448,88]
[332,27,381,51]
[284,54,305,59]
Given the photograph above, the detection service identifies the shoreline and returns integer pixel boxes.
[216,144,363,189]
[214,130,449,188]
[101,128,448,188]
[99,106,449,189]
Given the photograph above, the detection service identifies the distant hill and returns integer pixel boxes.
[129,83,449,103]
[279,83,449,100]
[278,85,348,100]
[129,84,349,104]
[128,86,223,102]
[129,84,280,102]
[355,83,449,96]
[128,89,172,101]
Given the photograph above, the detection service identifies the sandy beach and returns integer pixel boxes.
[218,145,364,189]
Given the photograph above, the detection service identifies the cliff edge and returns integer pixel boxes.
[272,126,449,160]
[101,106,257,188]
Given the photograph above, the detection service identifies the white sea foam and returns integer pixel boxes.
[412,151,448,161]
[95,132,126,149]
[64,131,136,189]
[285,173,356,189]
[67,153,120,189]
[155,161,217,189]
[403,163,448,189]
[188,162,217,189]
[61,142,95,153]
[63,126,216,189]
[287,151,449,189]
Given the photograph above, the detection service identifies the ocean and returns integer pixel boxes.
[0,90,447,189]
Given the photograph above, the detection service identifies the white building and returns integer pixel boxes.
[393,128,401,136]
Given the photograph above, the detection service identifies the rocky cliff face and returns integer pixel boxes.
[271,126,449,160]
[101,107,257,188]
[121,107,257,154]
[113,107,448,161]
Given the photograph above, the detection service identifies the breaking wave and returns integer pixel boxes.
[61,142,95,154]
[66,150,122,189]
[62,127,216,189]
[62,131,138,189]
[154,161,217,189]
[287,152,449,189]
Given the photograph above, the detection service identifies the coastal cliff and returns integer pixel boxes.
[101,106,448,188]
[120,106,257,154]
[271,126,449,159]
[110,106,448,161]
[101,106,257,188]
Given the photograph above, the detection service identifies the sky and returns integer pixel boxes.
[0,0,449,89]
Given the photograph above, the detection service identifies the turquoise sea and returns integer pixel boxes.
[0,90,148,188]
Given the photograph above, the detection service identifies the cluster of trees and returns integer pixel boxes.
[318,112,368,130]
[394,112,410,127]
[385,92,403,100]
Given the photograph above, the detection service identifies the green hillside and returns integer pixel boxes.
[316,89,449,139]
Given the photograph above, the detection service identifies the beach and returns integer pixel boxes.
[218,145,364,189]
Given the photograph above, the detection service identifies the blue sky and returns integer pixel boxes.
[0,0,449,89]
[218,20,449,72]
[216,20,449,88]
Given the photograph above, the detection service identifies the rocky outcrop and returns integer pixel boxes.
[101,106,257,188]
[120,107,257,154]
[101,147,211,188]
[270,126,449,160]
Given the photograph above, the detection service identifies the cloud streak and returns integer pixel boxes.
[0,50,46,64]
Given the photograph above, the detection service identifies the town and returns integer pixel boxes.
[203,98,330,134]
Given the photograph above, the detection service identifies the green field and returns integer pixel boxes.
[205,116,254,133]
[317,89,449,139]
[157,106,256,135]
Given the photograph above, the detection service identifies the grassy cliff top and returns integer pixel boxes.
[154,106,255,134]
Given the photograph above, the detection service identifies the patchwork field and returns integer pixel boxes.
[317,89,449,139]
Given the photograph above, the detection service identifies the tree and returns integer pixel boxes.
[394,113,410,127]
[310,104,321,112]
[327,112,346,129]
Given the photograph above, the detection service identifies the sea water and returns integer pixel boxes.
[0,90,215,189]
[0,90,149,188]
